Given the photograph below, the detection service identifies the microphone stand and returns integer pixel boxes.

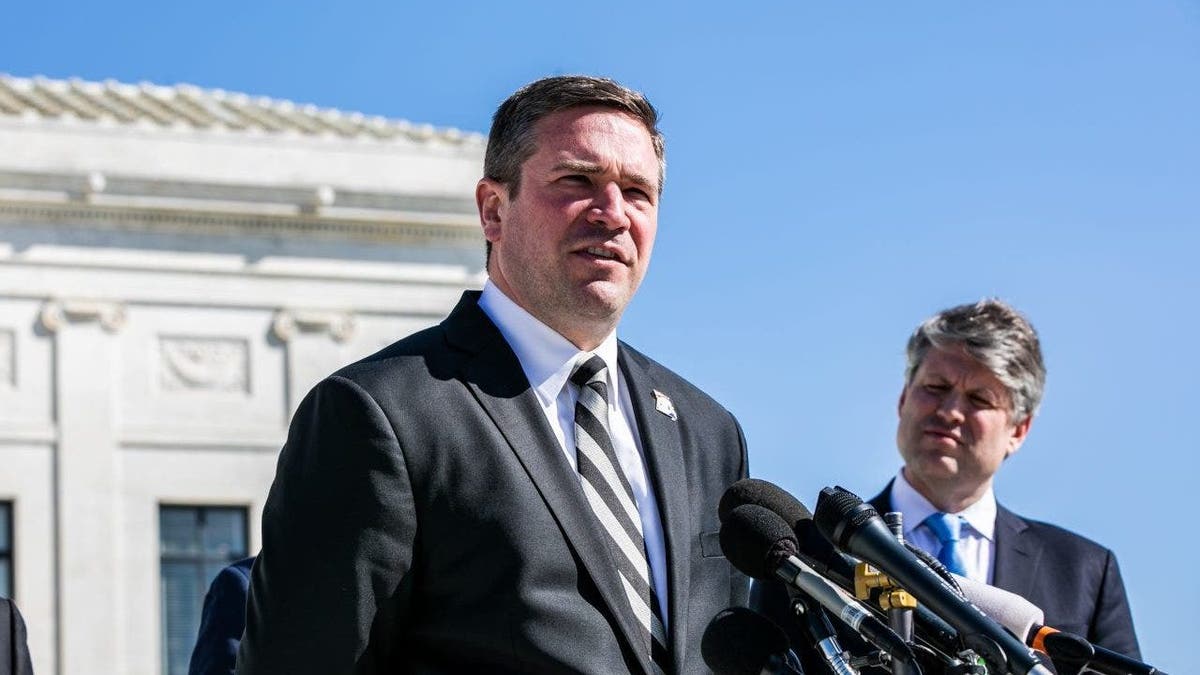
[882,512,915,675]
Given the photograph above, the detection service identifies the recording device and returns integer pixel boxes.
[953,575,1164,675]
[720,479,964,663]
[813,486,1052,675]
[702,607,805,675]
[1031,628,1165,675]
[720,502,920,671]
[950,574,1043,644]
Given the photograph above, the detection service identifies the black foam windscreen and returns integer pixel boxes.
[702,607,791,675]
[719,503,799,580]
[718,478,812,530]
[814,485,877,547]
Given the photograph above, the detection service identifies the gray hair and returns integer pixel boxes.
[904,299,1046,423]
[482,75,665,265]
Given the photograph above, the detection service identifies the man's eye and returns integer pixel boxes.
[623,187,651,201]
[561,175,590,185]
[923,383,948,393]
[970,395,996,408]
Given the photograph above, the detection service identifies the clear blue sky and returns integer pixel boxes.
[5,1,1197,669]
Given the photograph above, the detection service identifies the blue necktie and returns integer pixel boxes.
[924,512,968,577]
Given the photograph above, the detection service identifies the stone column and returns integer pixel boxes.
[272,308,358,419]
[40,299,126,675]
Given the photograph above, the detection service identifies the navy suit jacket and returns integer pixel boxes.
[868,483,1140,659]
[237,292,749,674]
[190,557,255,675]
[0,597,33,675]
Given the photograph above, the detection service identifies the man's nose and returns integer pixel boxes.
[935,391,967,423]
[586,183,630,230]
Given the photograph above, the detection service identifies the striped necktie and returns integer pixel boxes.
[923,512,968,577]
[571,355,670,674]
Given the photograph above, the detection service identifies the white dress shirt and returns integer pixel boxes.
[478,280,669,623]
[891,469,997,583]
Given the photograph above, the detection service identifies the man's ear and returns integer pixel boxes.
[477,178,507,244]
[1006,414,1034,459]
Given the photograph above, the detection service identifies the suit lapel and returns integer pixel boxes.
[868,482,893,515]
[444,295,654,675]
[992,505,1039,599]
[619,346,689,671]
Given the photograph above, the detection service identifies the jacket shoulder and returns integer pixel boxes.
[1003,507,1115,558]
[619,341,735,418]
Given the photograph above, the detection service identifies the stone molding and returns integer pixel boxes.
[0,200,481,245]
[39,298,127,333]
[271,308,356,343]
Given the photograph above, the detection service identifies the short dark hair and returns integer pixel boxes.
[482,75,665,263]
[904,299,1046,424]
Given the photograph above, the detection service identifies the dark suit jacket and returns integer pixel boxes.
[190,556,255,675]
[237,292,749,674]
[0,597,34,675]
[868,484,1141,659]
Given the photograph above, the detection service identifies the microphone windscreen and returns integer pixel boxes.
[1041,631,1093,672]
[813,485,877,547]
[718,478,812,530]
[953,574,1044,642]
[719,503,799,580]
[702,607,791,675]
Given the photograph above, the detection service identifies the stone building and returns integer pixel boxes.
[0,73,485,675]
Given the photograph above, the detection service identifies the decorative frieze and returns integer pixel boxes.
[158,336,250,393]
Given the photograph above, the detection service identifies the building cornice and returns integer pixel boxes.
[0,73,486,149]
[0,169,482,245]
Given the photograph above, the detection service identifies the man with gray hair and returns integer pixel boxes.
[868,299,1140,657]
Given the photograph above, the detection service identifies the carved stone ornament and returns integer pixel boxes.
[39,299,127,333]
[271,309,356,343]
[160,337,249,392]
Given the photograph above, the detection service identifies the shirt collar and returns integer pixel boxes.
[478,279,621,406]
[892,469,997,541]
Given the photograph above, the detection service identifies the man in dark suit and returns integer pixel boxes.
[237,76,748,674]
[0,597,34,675]
[873,299,1139,657]
[189,556,255,675]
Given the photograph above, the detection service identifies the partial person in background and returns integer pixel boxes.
[0,596,33,675]
[871,299,1139,657]
[189,556,255,675]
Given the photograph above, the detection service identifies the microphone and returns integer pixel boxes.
[1031,628,1162,675]
[720,479,966,663]
[720,502,919,671]
[702,607,804,675]
[951,574,1043,645]
[814,486,1052,675]
[792,594,859,675]
[719,478,813,530]
[720,479,851,587]
[720,480,966,662]
[955,577,1162,675]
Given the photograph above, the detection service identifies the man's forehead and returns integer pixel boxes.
[526,107,660,185]
[919,346,1003,386]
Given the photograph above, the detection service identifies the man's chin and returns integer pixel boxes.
[909,457,961,484]
[572,284,632,318]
